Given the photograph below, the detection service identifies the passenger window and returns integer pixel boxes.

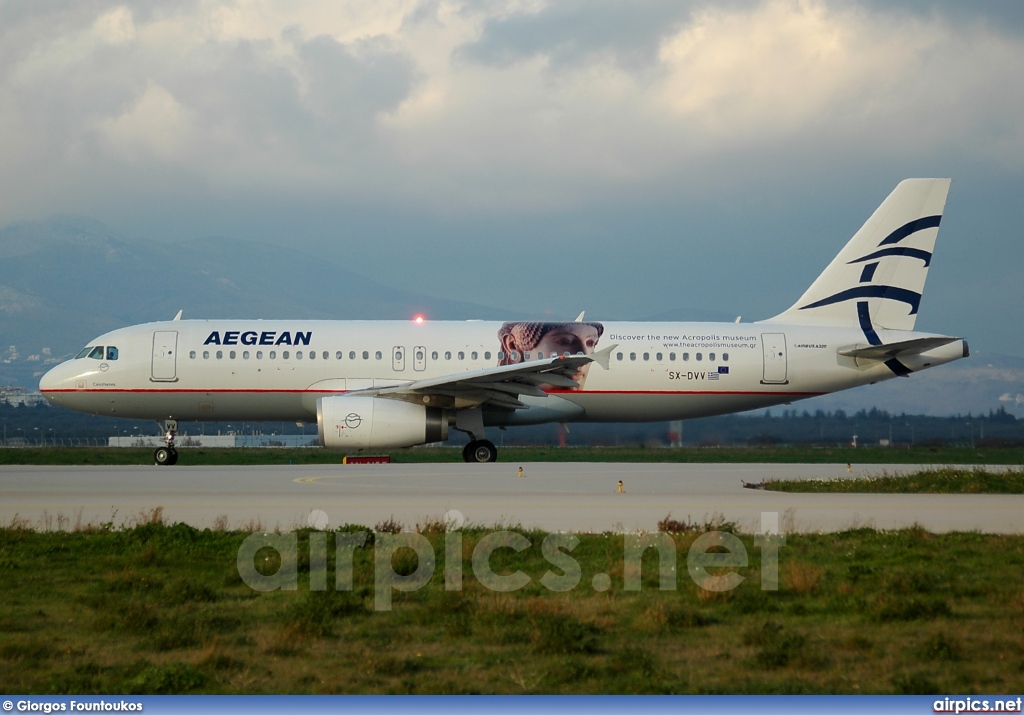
[362,351,369,360]
[106,346,118,360]
[270,351,277,359]
[630,353,636,361]
[643,353,650,361]
[471,351,478,360]
[524,352,530,360]
[88,346,104,359]
[257,351,263,359]
[484,351,491,360]
[283,351,290,359]
[242,351,249,359]
[669,352,676,361]
[510,351,519,361]
[189,351,196,359]
[416,350,424,360]
[296,351,302,360]
[458,351,465,360]
[537,351,545,359]
[431,351,438,360]
[323,351,329,360]
[230,351,236,359]
[683,353,690,361]
[616,352,623,361]
[349,351,356,360]
[216,351,223,359]
[709,353,716,361]
[203,351,210,359]
[445,351,452,360]
[375,351,382,360]
[656,352,663,361]
[696,353,703,361]
[723,353,729,362]
[497,351,505,360]
[395,351,403,361]
[336,351,342,360]
[308,351,315,360]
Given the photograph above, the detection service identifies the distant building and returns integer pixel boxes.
[108,434,320,448]
[0,386,45,407]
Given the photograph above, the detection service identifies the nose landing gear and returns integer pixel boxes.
[154,420,179,466]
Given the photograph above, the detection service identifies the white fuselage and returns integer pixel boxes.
[38,319,967,425]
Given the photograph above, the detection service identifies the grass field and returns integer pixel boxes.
[763,466,1024,493]
[2,514,1024,694]
[2,444,1022,465]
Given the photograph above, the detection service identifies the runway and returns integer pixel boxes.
[1,462,1020,533]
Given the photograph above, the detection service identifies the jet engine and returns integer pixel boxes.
[316,395,448,450]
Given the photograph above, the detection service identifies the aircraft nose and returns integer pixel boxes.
[39,363,68,399]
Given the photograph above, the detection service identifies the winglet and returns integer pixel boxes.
[590,343,618,370]
[574,311,586,322]
[173,310,183,321]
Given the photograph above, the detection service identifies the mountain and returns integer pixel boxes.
[800,350,1024,418]
[0,216,519,387]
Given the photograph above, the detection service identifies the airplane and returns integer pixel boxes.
[39,179,968,465]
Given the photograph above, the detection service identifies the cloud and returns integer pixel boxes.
[0,1,1023,358]
[3,0,1024,217]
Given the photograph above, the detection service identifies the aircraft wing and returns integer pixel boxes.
[354,345,616,410]
[838,336,959,360]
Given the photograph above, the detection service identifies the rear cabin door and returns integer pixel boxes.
[761,332,788,384]
[151,331,178,381]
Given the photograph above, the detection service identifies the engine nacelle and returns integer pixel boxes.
[317,395,448,450]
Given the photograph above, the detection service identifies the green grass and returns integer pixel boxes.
[2,517,1024,694]
[2,444,1022,465]
[763,467,1024,493]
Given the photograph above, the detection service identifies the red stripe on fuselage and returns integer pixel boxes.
[41,388,825,397]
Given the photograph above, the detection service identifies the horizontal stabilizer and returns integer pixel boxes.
[838,336,959,361]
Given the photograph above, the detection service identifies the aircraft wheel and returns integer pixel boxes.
[167,448,179,466]
[154,447,172,465]
[464,439,498,463]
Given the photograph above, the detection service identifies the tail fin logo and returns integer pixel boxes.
[797,215,941,317]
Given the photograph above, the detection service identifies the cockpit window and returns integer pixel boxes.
[106,346,118,361]
[87,346,105,359]
[75,347,93,359]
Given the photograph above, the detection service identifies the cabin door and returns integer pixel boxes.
[151,331,178,382]
[761,333,788,384]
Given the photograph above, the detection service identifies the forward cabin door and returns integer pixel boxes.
[761,332,788,384]
[151,331,178,382]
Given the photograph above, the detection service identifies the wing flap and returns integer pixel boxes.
[366,349,613,410]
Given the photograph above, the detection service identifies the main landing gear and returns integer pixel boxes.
[154,420,179,466]
[456,408,498,463]
[462,439,497,463]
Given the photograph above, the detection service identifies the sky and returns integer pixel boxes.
[2,0,1023,356]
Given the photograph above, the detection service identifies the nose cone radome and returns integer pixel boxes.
[39,362,73,403]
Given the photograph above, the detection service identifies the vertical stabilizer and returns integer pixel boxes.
[763,179,950,332]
